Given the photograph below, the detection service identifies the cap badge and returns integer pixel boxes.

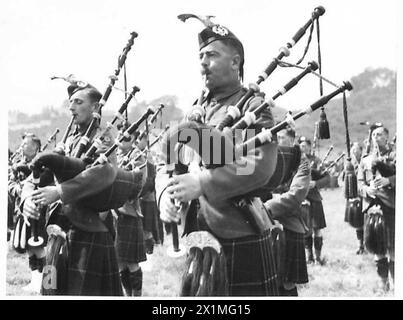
[212,24,229,36]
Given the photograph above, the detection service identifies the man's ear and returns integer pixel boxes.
[231,54,241,72]
[91,101,100,111]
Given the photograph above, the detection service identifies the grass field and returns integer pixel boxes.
[6,187,394,298]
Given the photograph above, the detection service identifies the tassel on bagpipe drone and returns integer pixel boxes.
[240,82,352,154]
[180,8,325,130]
[74,32,138,159]
[31,108,154,212]
[318,108,330,139]
[82,85,140,164]
[162,81,353,199]
[342,92,358,200]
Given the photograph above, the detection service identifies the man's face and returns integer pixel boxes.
[372,127,388,148]
[351,143,362,159]
[69,89,97,127]
[118,133,133,152]
[199,41,239,91]
[137,136,147,151]
[277,131,293,147]
[299,141,311,155]
[22,137,39,159]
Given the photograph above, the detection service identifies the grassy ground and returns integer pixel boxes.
[6,188,393,298]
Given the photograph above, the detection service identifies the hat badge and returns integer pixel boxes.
[212,24,229,36]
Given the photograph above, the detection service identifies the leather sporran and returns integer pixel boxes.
[300,200,312,236]
[180,231,228,296]
[344,197,363,229]
[364,204,387,255]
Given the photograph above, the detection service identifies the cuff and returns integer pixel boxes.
[55,184,63,200]
[198,169,213,202]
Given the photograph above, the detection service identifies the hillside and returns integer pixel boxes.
[272,67,396,157]
[8,68,396,159]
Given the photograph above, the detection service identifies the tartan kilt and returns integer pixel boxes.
[218,229,279,296]
[308,200,326,230]
[282,229,308,284]
[115,214,146,264]
[140,200,163,243]
[66,228,123,296]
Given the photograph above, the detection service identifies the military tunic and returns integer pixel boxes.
[304,154,330,231]
[156,84,280,296]
[358,146,395,255]
[265,154,310,284]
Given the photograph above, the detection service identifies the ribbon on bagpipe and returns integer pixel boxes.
[74,32,138,159]
[212,6,325,131]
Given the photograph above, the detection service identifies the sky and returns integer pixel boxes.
[1,0,402,298]
[1,0,399,117]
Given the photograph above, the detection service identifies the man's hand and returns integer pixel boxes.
[31,186,61,206]
[53,142,66,155]
[22,197,40,221]
[166,172,203,202]
[365,184,378,198]
[373,176,390,189]
[159,192,181,224]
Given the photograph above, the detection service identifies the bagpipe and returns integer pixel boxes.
[136,104,165,142]
[73,31,138,159]
[31,107,155,213]
[41,128,60,152]
[11,129,63,254]
[169,6,357,296]
[129,124,171,171]
[12,162,49,254]
[160,61,322,259]
[38,107,149,297]
[165,81,352,296]
[311,151,345,181]
[38,32,139,295]
[81,85,141,164]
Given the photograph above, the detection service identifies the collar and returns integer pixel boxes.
[207,82,242,104]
